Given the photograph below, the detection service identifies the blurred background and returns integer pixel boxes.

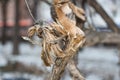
[0,0,120,80]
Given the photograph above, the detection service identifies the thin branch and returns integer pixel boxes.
[87,0,120,33]
[24,0,36,22]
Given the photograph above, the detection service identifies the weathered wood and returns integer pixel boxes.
[49,0,86,80]
[87,0,120,33]
[67,1,85,80]
[50,57,70,80]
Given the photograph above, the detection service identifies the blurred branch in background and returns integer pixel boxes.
[1,0,9,45]
[72,0,120,46]
[13,0,20,55]
[87,0,120,33]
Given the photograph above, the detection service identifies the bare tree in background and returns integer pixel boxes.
[13,0,20,55]
[1,0,9,44]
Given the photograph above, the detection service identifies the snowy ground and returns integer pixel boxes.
[78,47,120,80]
[0,42,120,80]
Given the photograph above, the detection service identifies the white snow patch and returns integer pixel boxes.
[86,74,103,80]
[0,55,7,67]
[78,46,119,80]
[79,47,119,63]
[1,72,44,80]
[10,55,43,69]
[19,43,42,55]
[0,42,13,55]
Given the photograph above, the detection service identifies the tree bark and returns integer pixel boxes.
[87,0,120,33]
[50,56,71,80]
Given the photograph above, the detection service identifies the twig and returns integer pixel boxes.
[24,0,36,22]
[22,36,41,46]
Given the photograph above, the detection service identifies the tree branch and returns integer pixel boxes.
[67,59,85,80]
[87,0,120,33]
[50,57,70,80]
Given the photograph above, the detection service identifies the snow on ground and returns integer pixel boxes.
[0,42,52,71]
[0,55,7,67]
[0,42,120,80]
[79,47,118,63]
[78,47,120,80]
[0,72,44,80]
[86,74,103,80]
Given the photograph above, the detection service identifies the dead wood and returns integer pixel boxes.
[50,35,85,80]
[23,0,86,80]
[50,56,71,80]
[49,1,86,80]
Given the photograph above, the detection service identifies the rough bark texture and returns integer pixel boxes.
[50,57,70,80]
[87,0,120,33]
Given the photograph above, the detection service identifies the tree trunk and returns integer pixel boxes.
[13,0,19,55]
[1,1,8,44]
[87,0,120,33]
